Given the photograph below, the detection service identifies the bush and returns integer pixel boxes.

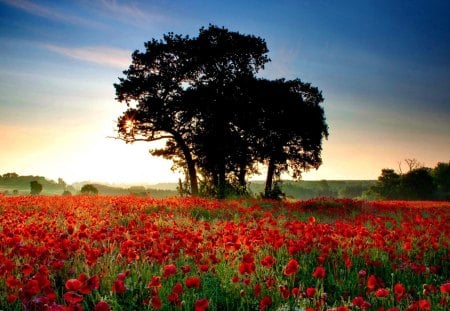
[80,184,98,195]
[30,181,43,195]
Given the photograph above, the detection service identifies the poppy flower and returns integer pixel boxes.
[112,279,126,294]
[163,264,177,278]
[63,291,83,304]
[312,266,325,278]
[367,275,377,290]
[94,301,111,311]
[394,283,406,300]
[172,282,183,294]
[186,276,201,289]
[283,259,299,276]
[375,288,390,298]
[260,295,272,311]
[279,285,290,299]
[260,255,276,268]
[65,279,82,291]
[254,284,261,297]
[148,276,162,288]
[151,296,162,310]
[441,282,450,293]
[306,287,316,297]
[418,299,431,310]
[195,298,209,311]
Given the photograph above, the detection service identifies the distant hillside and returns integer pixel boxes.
[0,173,178,197]
[249,180,377,199]
[0,173,67,195]
[1,172,375,199]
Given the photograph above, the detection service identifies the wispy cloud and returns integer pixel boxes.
[94,0,171,28]
[0,0,103,29]
[46,45,131,69]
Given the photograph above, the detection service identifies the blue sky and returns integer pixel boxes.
[0,0,449,184]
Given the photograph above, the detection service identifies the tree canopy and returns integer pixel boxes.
[370,160,450,200]
[114,25,328,198]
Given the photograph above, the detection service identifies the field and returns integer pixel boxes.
[0,196,449,310]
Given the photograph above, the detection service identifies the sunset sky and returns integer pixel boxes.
[1,0,449,185]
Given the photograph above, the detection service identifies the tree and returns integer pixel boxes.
[80,184,98,195]
[401,167,435,200]
[30,180,43,195]
[114,25,269,196]
[245,79,328,198]
[431,162,450,199]
[371,169,401,199]
[114,25,328,198]
[371,165,438,200]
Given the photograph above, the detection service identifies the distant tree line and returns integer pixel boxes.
[115,25,328,198]
[368,160,450,200]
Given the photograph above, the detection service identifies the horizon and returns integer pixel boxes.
[1,0,449,185]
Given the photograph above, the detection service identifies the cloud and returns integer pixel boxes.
[94,0,171,28]
[0,0,103,28]
[46,45,131,69]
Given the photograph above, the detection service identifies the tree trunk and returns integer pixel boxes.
[172,133,198,196]
[264,158,276,197]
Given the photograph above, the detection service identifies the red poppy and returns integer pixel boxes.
[312,266,325,278]
[279,285,290,299]
[283,259,299,276]
[65,279,82,291]
[260,255,276,267]
[112,279,126,294]
[367,275,377,290]
[94,301,111,311]
[254,284,261,297]
[194,298,209,311]
[418,299,431,310]
[151,296,162,310]
[393,283,405,296]
[375,288,390,298]
[172,282,183,294]
[186,276,201,289]
[148,276,162,288]
[63,291,83,304]
[260,295,272,311]
[306,287,316,297]
[441,282,450,293]
[163,264,177,278]
[21,264,33,276]
[7,293,18,304]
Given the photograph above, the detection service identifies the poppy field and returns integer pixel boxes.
[0,196,449,310]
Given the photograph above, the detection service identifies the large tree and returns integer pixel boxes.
[115,25,327,198]
[246,78,328,197]
[114,25,269,196]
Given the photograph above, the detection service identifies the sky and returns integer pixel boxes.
[0,0,449,185]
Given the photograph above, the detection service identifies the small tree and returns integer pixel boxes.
[432,162,450,199]
[80,184,98,195]
[30,180,43,195]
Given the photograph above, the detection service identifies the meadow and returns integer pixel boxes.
[0,195,448,310]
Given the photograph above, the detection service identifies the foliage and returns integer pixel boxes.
[29,180,43,195]
[433,162,450,199]
[371,161,450,200]
[80,184,98,195]
[0,172,66,194]
[0,196,448,310]
[114,25,327,198]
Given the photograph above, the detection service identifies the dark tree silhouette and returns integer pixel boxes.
[30,180,43,195]
[433,162,450,199]
[247,79,328,198]
[80,184,98,195]
[114,25,269,196]
[114,25,328,198]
